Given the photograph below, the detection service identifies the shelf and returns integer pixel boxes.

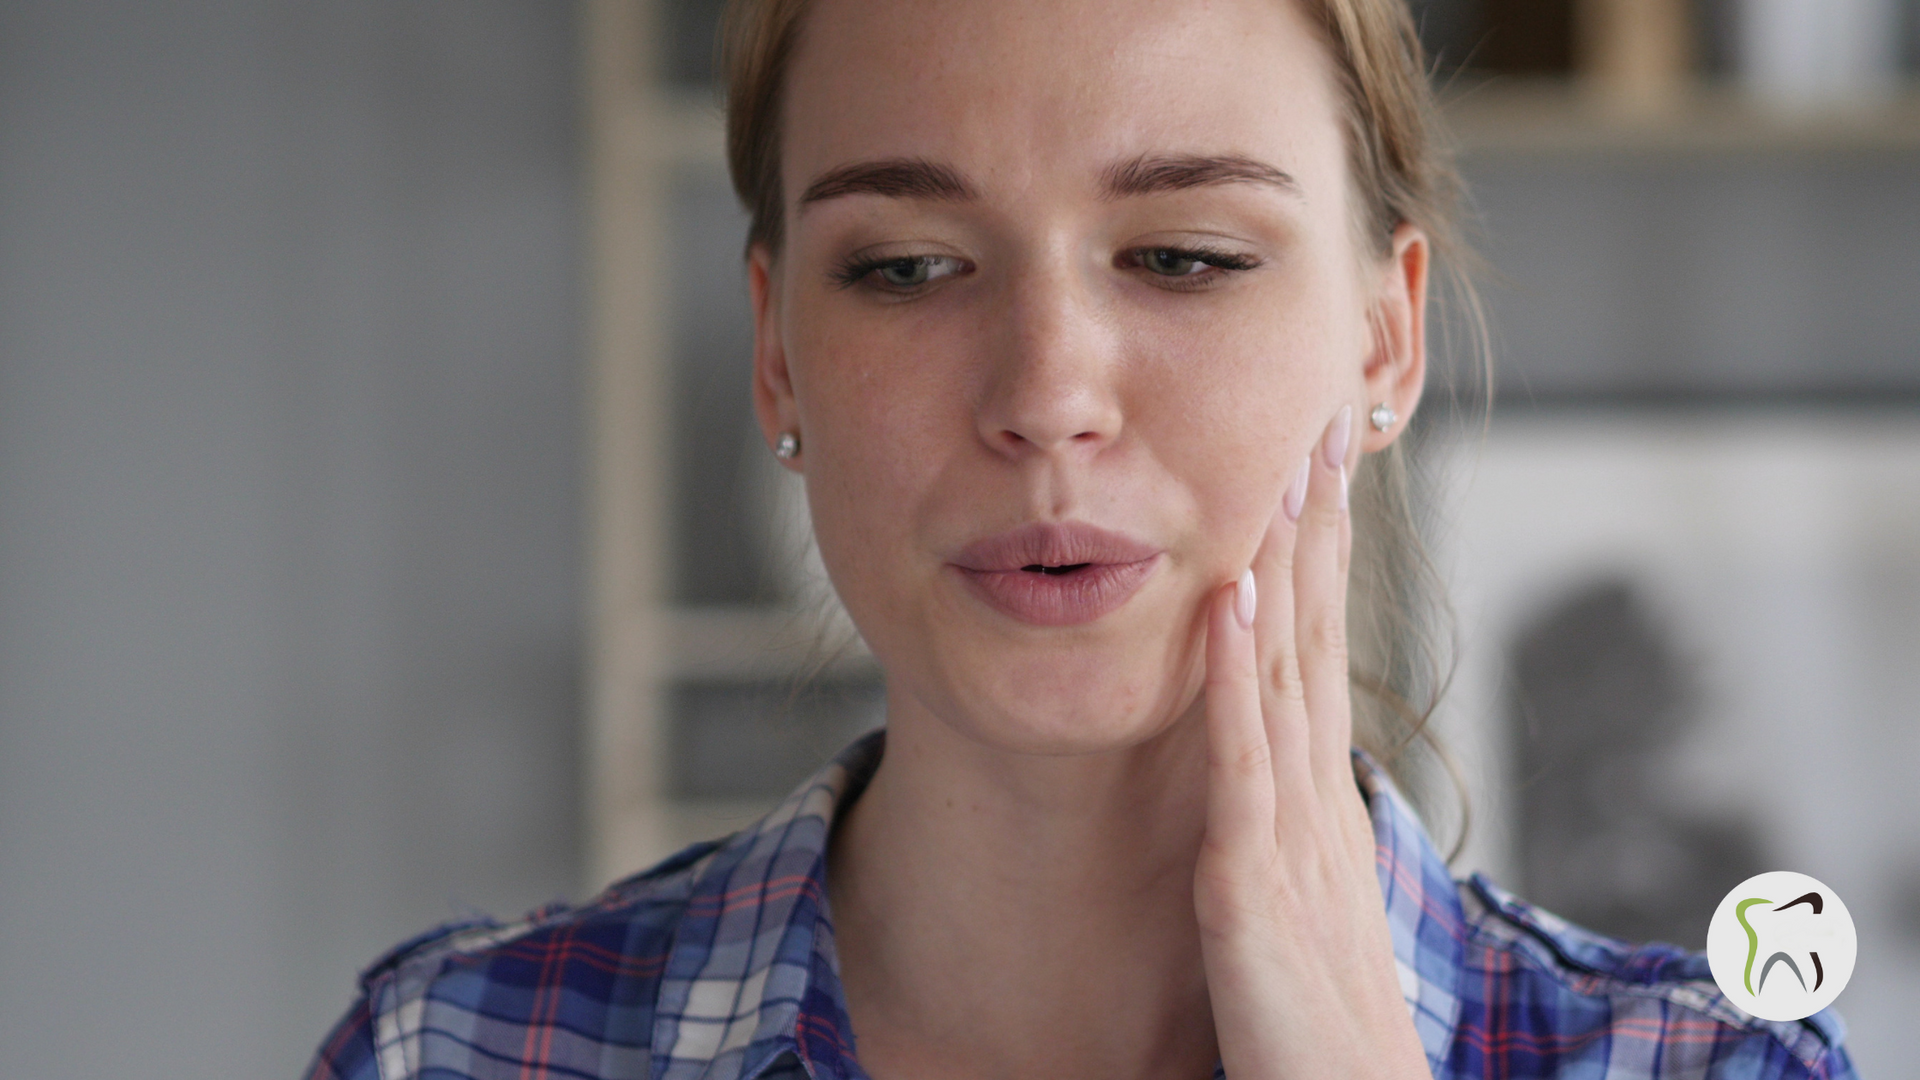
[662,604,879,681]
[643,81,1920,170]
[659,796,783,853]
[632,92,727,169]
[1444,79,1920,155]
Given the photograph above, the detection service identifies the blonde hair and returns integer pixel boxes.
[718,0,1489,862]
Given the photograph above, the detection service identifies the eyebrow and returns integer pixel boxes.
[1099,153,1301,200]
[795,152,1300,212]
[798,158,975,209]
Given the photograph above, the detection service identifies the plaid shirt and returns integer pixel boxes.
[306,728,1859,1080]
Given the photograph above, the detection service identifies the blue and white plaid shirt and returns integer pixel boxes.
[306,728,1858,1079]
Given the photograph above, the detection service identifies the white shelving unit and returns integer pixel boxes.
[580,1,877,891]
[581,0,672,892]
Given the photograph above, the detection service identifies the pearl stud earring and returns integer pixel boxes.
[1369,403,1396,432]
[774,432,800,459]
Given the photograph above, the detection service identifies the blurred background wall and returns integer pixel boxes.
[1402,4,1920,1076]
[0,2,584,1076]
[0,1,1916,1078]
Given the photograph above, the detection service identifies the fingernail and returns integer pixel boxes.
[1339,463,1350,511]
[1282,456,1310,522]
[1234,568,1256,629]
[1323,404,1352,470]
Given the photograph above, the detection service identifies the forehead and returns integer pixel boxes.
[781,0,1346,211]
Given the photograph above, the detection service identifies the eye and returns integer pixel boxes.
[834,253,966,292]
[1126,245,1261,288]
[879,256,959,287]
[1141,248,1208,276]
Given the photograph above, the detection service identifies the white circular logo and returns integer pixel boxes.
[1706,871,1855,1022]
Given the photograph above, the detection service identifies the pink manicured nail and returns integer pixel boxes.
[1234,568,1256,629]
[1323,404,1352,470]
[1282,456,1310,522]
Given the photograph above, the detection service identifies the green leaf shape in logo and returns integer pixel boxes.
[1737,897,1772,995]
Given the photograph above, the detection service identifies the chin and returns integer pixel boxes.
[961,696,1162,756]
[921,617,1205,758]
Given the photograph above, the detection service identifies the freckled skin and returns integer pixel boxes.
[757,0,1386,757]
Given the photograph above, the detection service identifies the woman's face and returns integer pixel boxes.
[750,0,1425,756]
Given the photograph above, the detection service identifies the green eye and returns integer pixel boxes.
[1142,248,1205,276]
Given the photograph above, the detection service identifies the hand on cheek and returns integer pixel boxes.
[1194,404,1431,1080]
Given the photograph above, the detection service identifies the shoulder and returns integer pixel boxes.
[1449,873,1858,1080]
[304,837,728,1080]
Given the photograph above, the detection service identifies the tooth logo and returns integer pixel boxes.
[1707,871,1856,1022]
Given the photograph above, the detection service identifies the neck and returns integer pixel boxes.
[826,691,1220,1080]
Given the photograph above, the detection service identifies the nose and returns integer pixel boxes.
[975,258,1125,461]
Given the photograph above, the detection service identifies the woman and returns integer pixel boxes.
[307,0,1859,1077]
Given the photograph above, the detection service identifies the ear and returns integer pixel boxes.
[1359,222,1429,454]
[747,242,803,471]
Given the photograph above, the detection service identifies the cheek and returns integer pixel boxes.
[789,304,960,495]
[1125,282,1347,503]
[782,303,955,606]
[787,288,961,430]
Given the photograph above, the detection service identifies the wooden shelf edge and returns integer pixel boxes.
[603,92,727,169]
[622,79,1920,163]
[655,605,880,681]
[1444,78,1920,155]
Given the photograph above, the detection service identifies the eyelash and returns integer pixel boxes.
[829,254,960,291]
[1121,244,1262,290]
[828,244,1262,294]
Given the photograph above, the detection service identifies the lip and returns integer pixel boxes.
[952,521,1162,572]
[949,521,1163,627]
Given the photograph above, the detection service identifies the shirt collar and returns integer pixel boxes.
[650,729,1465,1080]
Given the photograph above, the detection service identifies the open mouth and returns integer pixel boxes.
[956,555,1160,626]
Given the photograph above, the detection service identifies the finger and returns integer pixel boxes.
[1203,571,1277,851]
[1250,452,1313,812]
[1294,404,1357,796]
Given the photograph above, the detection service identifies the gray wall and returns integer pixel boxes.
[0,4,584,1076]
[1461,146,1920,401]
